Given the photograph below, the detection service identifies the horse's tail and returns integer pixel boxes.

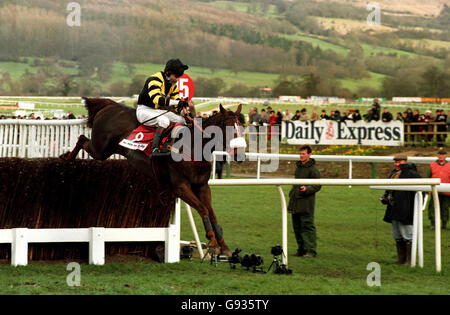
[83,97,117,128]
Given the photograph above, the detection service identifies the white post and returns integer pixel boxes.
[348,159,352,188]
[277,185,288,267]
[0,124,4,157]
[257,156,261,179]
[165,199,181,263]
[11,228,28,266]
[89,227,105,265]
[212,153,216,179]
[418,192,425,268]
[411,192,419,267]
[431,185,441,273]
[185,203,204,259]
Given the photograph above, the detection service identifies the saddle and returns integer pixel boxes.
[119,123,182,158]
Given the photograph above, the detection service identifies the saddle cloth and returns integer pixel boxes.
[119,123,182,157]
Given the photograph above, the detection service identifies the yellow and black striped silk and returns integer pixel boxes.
[138,71,180,109]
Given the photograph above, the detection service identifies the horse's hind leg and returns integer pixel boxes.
[198,184,232,257]
[60,135,101,160]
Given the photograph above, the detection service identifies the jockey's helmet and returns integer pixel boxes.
[164,59,189,77]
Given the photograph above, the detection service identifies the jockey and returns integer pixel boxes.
[137,58,190,157]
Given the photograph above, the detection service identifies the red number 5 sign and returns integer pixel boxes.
[177,74,195,102]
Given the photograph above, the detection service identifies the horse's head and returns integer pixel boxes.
[217,104,246,162]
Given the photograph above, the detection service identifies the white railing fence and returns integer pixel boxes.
[0,119,124,159]
[211,151,450,180]
[0,178,443,272]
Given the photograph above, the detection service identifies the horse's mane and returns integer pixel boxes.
[83,97,125,128]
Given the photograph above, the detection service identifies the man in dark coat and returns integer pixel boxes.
[382,153,421,265]
[288,145,321,257]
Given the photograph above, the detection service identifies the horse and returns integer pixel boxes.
[60,98,246,257]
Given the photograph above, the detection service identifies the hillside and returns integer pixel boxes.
[0,0,448,98]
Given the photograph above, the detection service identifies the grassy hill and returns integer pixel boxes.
[0,0,448,98]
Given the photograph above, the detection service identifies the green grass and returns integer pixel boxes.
[281,33,350,55]
[0,186,448,294]
[131,62,280,88]
[209,1,280,18]
[360,43,419,59]
[338,71,387,92]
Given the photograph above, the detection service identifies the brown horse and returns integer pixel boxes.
[60,98,245,257]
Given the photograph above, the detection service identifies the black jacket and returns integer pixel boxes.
[288,159,321,215]
[383,164,421,225]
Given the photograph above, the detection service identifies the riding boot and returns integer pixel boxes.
[390,240,406,265]
[404,241,412,266]
[150,127,170,158]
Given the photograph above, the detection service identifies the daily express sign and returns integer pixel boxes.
[282,120,403,146]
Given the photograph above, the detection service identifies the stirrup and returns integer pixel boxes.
[150,147,170,158]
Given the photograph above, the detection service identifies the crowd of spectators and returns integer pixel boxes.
[245,100,450,132]
[0,111,85,120]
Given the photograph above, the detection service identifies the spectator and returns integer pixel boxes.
[320,110,329,120]
[259,109,269,125]
[447,110,450,132]
[403,111,412,123]
[434,109,447,145]
[424,110,433,121]
[331,110,340,121]
[310,109,319,122]
[339,111,348,122]
[299,108,310,121]
[269,110,277,125]
[215,160,226,179]
[292,110,301,121]
[68,111,76,119]
[371,98,381,121]
[284,109,294,121]
[381,153,421,265]
[426,148,450,230]
[352,110,362,122]
[0,115,6,120]
[396,112,403,121]
[405,108,413,122]
[248,107,257,124]
[288,145,321,258]
[276,109,283,125]
[412,109,420,123]
[347,108,355,120]
[382,108,393,122]
[249,107,260,126]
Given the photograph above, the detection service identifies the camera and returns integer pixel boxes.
[228,248,242,268]
[240,253,265,273]
[380,192,395,206]
[180,245,193,260]
[271,244,283,257]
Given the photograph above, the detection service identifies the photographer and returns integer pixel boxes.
[382,154,421,265]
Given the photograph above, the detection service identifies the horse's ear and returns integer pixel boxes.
[235,104,242,116]
[219,104,227,115]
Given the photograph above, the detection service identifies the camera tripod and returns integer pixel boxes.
[267,255,292,274]
[201,247,228,267]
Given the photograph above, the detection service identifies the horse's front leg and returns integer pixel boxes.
[173,182,220,255]
[197,184,232,257]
